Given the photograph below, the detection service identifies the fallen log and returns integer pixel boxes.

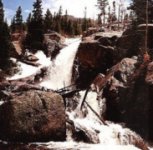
[61,89,80,98]
[20,59,40,67]
[80,88,90,110]
[85,101,107,125]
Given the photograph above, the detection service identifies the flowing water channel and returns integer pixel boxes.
[37,39,144,150]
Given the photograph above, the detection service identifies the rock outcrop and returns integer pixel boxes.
[117,24,153,58]
[91,57,153,141]
[0,90,66,142]
[45,39,65,59]
[44,32,66,59]
[75,32,120,88]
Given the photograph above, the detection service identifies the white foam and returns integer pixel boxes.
[8,62,39,80]
[34,51,51,67]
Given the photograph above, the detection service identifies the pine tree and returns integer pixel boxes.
[58,6,62,18]
[107,6,111,23]
[57,6,62,33]
[129,0,153,24]
[10,17,16,33]
[26,13,32,26]
[63,10,68,34]
[67,20,74,36]
[11,6,23,32]
[82,7,88,31]
[32,0,43,22]
[44,9,53,33]
[74,20,82,35]
[0,0,12,69]
[25,0,44,51]
[112,1,117,22]
[0,0,4,22]
[97,0,108,26]
[15,6,23,26]
[55,21,61,33]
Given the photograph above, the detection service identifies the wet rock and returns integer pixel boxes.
[77,40,114,69]
[45,39,65,59]
[20,59,40,67]
[92,57,153,141]
[91,57,138,93]
[75,36,118,88]
[0,141,50,150]
[98,36,118,47]
[75,31,121,89]
[92,58,150,138]
[44,32,66,59]
[0,90,66,142]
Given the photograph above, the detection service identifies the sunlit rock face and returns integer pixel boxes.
[0,90,66,142]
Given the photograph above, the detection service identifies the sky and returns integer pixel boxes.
[3,0,131,24]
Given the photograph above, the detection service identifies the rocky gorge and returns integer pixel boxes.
[0,28,153,150]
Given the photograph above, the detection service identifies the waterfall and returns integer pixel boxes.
[6,37,148,149]
[40,39,81,90]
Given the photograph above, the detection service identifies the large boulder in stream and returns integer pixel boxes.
[0,90,66,142]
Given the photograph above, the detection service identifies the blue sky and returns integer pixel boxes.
[3,0,34,22]
[3,0,131,24]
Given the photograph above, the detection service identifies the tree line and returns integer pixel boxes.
[10,0,93,50]
[96,0,129,27]
[0,0,153,71]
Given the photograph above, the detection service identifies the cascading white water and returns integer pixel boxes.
[66,91,144,149]
[37,39,145,149]
[40,39,81,90]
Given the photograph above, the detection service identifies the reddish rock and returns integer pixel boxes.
[91,58,153,141]
[145,62,153,84]
[77,40,115,69]
[0,90,66,142]
[75,33,120,88]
